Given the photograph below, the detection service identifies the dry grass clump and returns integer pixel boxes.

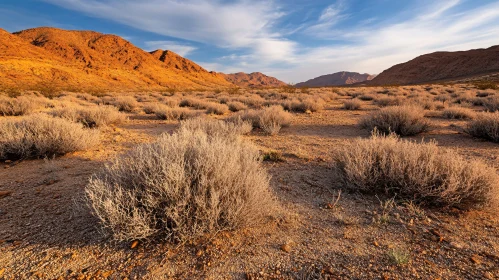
[86,126,277,241]
[483,96,499,112]
[179,117,252,139]
[358,94,375,101]
[227,101,248,112]
[205,102,229,115]
[0,95,41,116]
[179,98,208,109]
[374,96,402,107]
[155,106,200,120]
[0,114,99,160]
[441,107,475,119]
[51,106,126,127]
[233,106,292,135]
[343,99,362,110]
[112,96,139,112]
[334,132,499,208]
[466,112,499,143]
[290,98,325,113]
[360,105,430,136]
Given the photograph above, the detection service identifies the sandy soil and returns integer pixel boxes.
[1,96,498,279]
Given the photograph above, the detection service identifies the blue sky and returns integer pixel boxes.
[1,0,498,83]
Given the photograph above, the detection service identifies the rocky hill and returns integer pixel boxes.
[1,27,232,91]
[222,72,287,88]
[296,71,375,87]
[370,45,499,85]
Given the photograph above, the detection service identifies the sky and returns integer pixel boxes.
[1,0,498,83]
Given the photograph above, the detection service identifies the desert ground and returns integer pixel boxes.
[1,85,499,279]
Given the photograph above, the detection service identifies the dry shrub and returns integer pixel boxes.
[360,105,430,136]
[374,96,402,107]
[343,99,362,110]
[441,107,476,119]
[466,112,499,142]
[233,106,292,135]
[228,101,248,112]
[155,106,200,120]
[85,126,277,241]
[179,98,207,109]
[290,98,325,113]
[0,114,99,160]
[179,117,252,139]
[358,94,375,101]
[143,103,163,114]
[0,95,41,116]
[484,96,499,112]
[51,106,126,127]
[334,132,499,208]
[112,96,138,112]
[206,102,229,115]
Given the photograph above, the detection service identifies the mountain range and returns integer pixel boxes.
[296,72,375,87]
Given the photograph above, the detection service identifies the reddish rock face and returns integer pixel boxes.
[222,72,287,88]
[296,72,375,87]
[0,27,232,91]
[370,46,499,85]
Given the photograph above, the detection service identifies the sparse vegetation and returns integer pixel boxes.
[0,114,99,160]
[466,112,499,142]
[86,126,277,241]
[112,96,139,112]
[0,95,42,116]
[232,105,292,135]
[155,106,200,120]
[441,107,476,119]
[359,105,430,136]
[51,106,126,127]
[343,99,362,110]
[334,132,499,208]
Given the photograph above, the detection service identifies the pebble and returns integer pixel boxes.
[281,243,292,253]
[449,241,464,249]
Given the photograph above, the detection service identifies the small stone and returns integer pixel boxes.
[4,160,11,163]
[0,191,12,199]
[484,272,494,279]
[373,241,380,247]
[0,268,4,277]
[281,243,292,253]
[449,241,464,249]
[130,240,139,249]
[470,254,481,265]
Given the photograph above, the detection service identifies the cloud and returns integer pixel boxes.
[42,0,293,62]
[143,41,197,56]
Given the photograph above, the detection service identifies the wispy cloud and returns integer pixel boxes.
[144,41,197,56]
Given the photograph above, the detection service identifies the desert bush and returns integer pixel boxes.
[441,107,476,119]
[343,99,362,110]
[143,103,162,114]
[0,95,40,116]
[51,106,126,127]
[0,114,99,160]
[359,105,430,136]
[233,106,291,135]
[206,103,229,115]
[227,101,248,112]
[374,96,402,107]
[155,107,199,120]
[179,98,208,109]
[483,96,499,112]
[358,94,375,101]
[112,96,138,112]
[466,112,499,142]
[291,98,325,113]
[179,117,252,139]
[85,127,277,241]
[334,132,499,208]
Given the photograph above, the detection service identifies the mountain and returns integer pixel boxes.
[296,72,375,87]
[222,72,287,88]
[370,45,499,85]
[0,27,231,91]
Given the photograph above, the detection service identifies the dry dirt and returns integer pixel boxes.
[1,94,499,279]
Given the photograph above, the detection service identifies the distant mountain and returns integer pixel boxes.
[370,45,499,85]
[222,72,287,88]
[0,27,231,91]
[296,71,375,87]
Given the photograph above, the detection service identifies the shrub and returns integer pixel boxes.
[233,106,291,135]
[0,114,99,160]
[143,103,162,114]
[227,101,248,112]
[86,127,277,241]
[155,107,200,120]
[51,106,126,127]
[112,96,138,112]
[484,96,499,112]
[466,112,499,142]
[0,95,40,116]
[291,98,325,113]
[359,105,430,136]
[441,107,476,119]
[374,96,402,107]
[179,117,252,139]
[358,94,375,101]
[205,103,229,115]
[343,99,362,110]
[334,132,499,208]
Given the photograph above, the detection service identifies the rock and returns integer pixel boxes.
[373,241,380,247]
[0,268,4,277]
[130,240,139,249]
[281,243,292,253]
[470,254,481,265]
[4,160,11,163]
[449,241,464,249]
[484,272,494,279]
[0,191,12,199]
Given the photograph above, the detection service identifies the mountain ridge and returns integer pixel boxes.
[296,71,375,87]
